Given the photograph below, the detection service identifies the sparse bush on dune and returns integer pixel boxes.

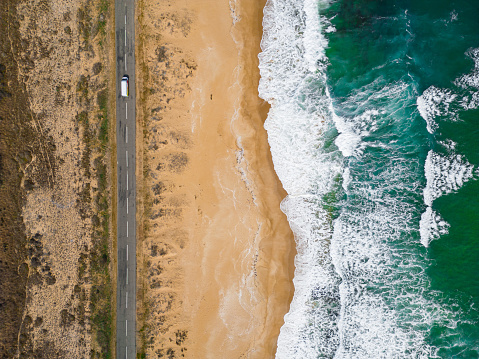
[0,0,115,357]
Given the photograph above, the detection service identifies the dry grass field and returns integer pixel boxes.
[0,0,115,357]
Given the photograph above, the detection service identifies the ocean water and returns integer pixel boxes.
[258,0,479,357]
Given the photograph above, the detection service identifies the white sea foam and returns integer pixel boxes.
[420,151,474,247]
[423,150,474,207]
[438,139,457,151]
[459,92,479,110]
[260,0,472,357]
[417,49,479,123]
[330,158,450,357]
[455,48,479,109]
[342,168,351,192]
[455,47,479,89]
[278,197,341,358]
[332,108,379,157]
[332,79,411,158]
[259,0,343,357]
[419,206,450,247]
[330,110,359,158]
[417,86,456,134]
[418,48,479,248]
[229,0,240,24]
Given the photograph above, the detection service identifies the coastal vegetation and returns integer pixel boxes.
[0,0,115,357]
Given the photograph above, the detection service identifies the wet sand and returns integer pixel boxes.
[137,0,295,357]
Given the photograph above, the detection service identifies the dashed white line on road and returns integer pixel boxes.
[127,244,129,260]
[126,102,128,117]
[126,267,129,284]
[126,347,128,359]
[127,221,129,238]
[126,126,128,143]
[127,171,129,190]
[126,292,128,308]
[124,29,127,47]
[127,197,129,214]
[124,55,127,71]
[125,15,126,25]
[126,150,128,167]
[126,320,128,336]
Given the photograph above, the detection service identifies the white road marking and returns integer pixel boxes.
[127,244,129,260]
[125,15,126,24]
[127,197,129,214]
[126,126,128,143]
[127,221,129,238]
[125,28,127,46]
[126,347,128,359]
[124,55,127,71]
[126,292,128,308]
[126,102,127,115]
[126,150,128,167]
[126,319,128,336]
[127,171,129,190]
[126,267,129,284]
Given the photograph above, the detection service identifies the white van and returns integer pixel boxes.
[121,75,129,97]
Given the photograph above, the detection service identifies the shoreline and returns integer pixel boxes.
[137,0,295,357]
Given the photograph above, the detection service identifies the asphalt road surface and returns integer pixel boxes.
[116,0,136,357]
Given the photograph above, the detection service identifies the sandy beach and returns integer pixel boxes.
[136,0,295,357]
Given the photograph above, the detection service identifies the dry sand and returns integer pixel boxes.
[137,0,295,357]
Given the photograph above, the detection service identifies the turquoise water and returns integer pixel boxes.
[323,0,479,356]
[259,0,478,357]
[326,0,479,356]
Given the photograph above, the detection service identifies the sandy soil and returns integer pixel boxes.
[136,0,295,358]
[0,0,114,357]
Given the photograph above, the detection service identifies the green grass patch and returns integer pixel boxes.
[78,6,93,43]
[73,0,113,357]
[98,0,109,14]
[90,129,112,354]
[90,150,113,358]
[77,75,90,100]
[97,89,109,149]
[76,111,92,178]
[97,0,109,46]
[89,84,112,359]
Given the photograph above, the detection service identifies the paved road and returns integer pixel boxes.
[116,0,136,357]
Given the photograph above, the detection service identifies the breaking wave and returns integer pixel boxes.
[259,0,479,357]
